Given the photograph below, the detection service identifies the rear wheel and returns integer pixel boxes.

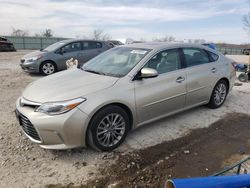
[207,80,228,109]
[238,73,248,82]
[87,105,130,151]
[40,61,56,75]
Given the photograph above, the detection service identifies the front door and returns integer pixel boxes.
[134,48,187,125]
[56,41,82,70]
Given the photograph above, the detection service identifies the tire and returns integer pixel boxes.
[87,105,130,151]
[238,73,248,82]
[40,61,57,75]
[207,80,228,109]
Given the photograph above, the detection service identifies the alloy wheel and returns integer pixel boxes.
[96,113,126,147]
[213,83,227,106]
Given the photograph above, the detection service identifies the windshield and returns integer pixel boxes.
[82,47,150,77]
[42,41,66,52]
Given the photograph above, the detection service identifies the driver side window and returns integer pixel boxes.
[144,49,181,74]
[61,42,82,53]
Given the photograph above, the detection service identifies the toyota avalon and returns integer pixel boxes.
[16,43,236,151]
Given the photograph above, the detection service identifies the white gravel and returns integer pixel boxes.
[0,51,250,187]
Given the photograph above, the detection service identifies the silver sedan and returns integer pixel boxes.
[16,43,236,151]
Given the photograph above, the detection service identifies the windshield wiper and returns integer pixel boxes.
[81,68,104,75]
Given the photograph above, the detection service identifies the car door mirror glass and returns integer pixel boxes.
[140,68,158,79]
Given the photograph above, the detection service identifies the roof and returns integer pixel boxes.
[124,42,210,51]
[59,38,106,43]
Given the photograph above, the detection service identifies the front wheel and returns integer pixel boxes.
[40,61,56,75]
[207,80,228,109]
[87,105,130,151]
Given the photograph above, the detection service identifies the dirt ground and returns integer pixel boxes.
[60,113,249,188]
[0,51,250,188]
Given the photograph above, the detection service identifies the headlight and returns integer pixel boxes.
[27,55,43,62]
[35,98,86,115]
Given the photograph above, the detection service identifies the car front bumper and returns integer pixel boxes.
[15,97,90,149]
[20,61,40,73]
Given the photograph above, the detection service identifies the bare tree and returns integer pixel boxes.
[92,29,111,41]
[11,27,29,37]
[42,29,53,38]
[93,29,103,40]
[243,13,250,35]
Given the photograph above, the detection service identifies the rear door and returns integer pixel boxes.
[182,48,220,107]
[134,48,187,124]
[78,41,105,66]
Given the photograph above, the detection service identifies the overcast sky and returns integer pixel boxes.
[1,0,250,44]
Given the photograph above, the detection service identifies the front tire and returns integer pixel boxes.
[207,80,228,109]
[40,61,56,75]
[87,105,130,151]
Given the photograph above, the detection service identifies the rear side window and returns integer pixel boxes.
[207,51,219,62]
[83,41,102,50]
[96,42,102,48]
[183,48,210,67]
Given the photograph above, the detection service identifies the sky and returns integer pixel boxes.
[0,0,250,44]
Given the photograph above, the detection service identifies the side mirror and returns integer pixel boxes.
[56,49,65,55]
[140,68,158,79]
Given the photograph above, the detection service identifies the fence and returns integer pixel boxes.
[2,36,248,55]
[217,47,243,55]
[3,36,68,50]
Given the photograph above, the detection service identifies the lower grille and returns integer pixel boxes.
[17,111,41,141]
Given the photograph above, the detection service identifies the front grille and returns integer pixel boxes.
[18,112,41,141]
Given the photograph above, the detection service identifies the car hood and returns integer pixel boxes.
[22,50,46,59]
[22,69,119,103]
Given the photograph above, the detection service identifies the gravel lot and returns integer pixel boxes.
[0,51,250,187]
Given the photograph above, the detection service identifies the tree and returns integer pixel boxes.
[243,13,250,35]
[92,29,111,41]
[11,27,29,37]
[42,29,53,38]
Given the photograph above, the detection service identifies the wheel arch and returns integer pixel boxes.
[218,77,230,91]
[85,102,134,146]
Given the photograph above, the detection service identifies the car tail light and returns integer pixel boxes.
[231,61,237,70]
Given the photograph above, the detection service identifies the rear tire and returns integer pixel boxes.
[238,73,248,82]
[87,105,130,151]
[40,61,57,75]
[207,80,228,109]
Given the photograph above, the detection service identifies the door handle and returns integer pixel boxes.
[211,68,217,73]
[176,76,185,83]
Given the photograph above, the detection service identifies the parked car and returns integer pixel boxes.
[20,39,111,75]
[108,40,124,46]
[0,37,16,52]
[202,43,217,50]
[242,48,250,55]
[15,43,236,151]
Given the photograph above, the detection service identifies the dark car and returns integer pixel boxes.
[108,40,124,47]
[0,37,16,52]
[242,48,250,55]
